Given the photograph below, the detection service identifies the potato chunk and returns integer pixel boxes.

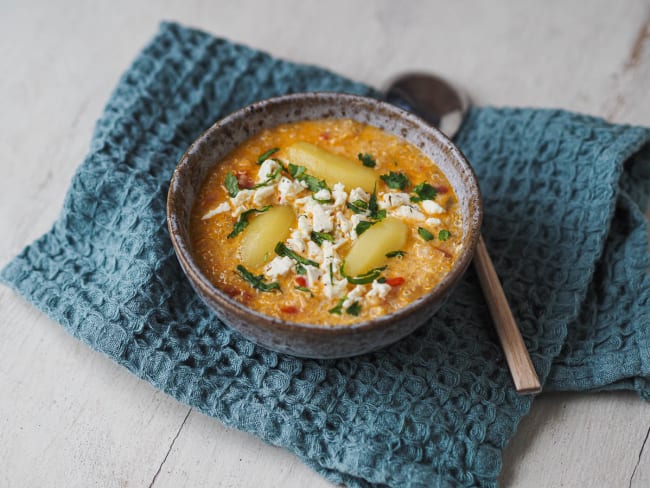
[240,206,295,269]
[284,141,378,192]
[344,217,408,276]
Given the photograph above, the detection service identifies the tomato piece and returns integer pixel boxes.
[235,171,254,189]
[385,276,405,287]
[434,185,449,194]
[281,305,299,314]
[319,131,331,140]
[295,276,307,287]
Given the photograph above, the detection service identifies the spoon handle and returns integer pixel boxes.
[473,234,541,394]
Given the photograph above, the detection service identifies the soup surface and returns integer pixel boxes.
[190,119,462,325]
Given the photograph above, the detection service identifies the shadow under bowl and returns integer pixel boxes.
[167,92,482,358]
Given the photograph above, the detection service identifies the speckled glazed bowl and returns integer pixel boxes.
[167,92,482,358]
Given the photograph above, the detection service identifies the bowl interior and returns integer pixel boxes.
[167,92,482,335]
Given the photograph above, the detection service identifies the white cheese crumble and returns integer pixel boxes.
[313,188,331,201]
[366,281,392,302]
[349,187,369,203]
[286,235,307,253]
[306,240,323,260]
[425,217,442,226]
[392,204,426,221]
[304,265,322,287]
[264,256,294,279]
[201,202,230,220]
[331,183,347,208]
[310,203,334,232]
[257,159,279,182]
[342,285,366,309]
[277,176,304,203]
[230,189,253,216]
[253,185,276,206]
[379,192,411,209]
[421,199,446,214]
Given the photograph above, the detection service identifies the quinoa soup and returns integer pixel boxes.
[190,119,463,325]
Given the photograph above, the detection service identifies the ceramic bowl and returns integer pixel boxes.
[167,92,482,358]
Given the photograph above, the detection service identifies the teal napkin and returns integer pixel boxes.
[3,22,650,487]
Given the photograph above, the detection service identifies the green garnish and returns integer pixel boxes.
[236,265,281,292]
[347,200,368,214]
[355,220,374,235]
[227,206,271,238]
[329,262,334,282]
[340,261,387,285]
[357,153,376,167]
[295,263,306,275]
[328,296,346,315]
[417,227,434,241]
[380,171,410,190]
[311,194,333,204]
[288,163,328,192]
[251,165,282,189]
[438,229,451,241]
[294,286,312,296]
[310,231,335,246]
[275,242,319,268]
[377,277,387,284]
[346,302,362,316]
[410,182,438,202]
[368,185,387,221]
[257,147,279,164]
[225,171,240,197]
[386,250,407,258]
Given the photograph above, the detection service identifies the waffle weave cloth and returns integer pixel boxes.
[3,22,650,488]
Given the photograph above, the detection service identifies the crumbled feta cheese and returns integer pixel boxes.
[392,204,426,221]
[230,189,253,215]
[304,265,321,287]
[421,199,446,214]
[331,183,347,208]
[253,185,276,206]
[311,204,334,232]
[286,235,306,253]
[257,159,279,182]
[295,215,312,239]
[366,281,392,301]
[313,188,331,201]
[342,285,366,309]
[201,202,230,220]
[336,212,353,238]
[264,256,293,279]
[320,240,347,298]
[306,240,323,260]
[349,187,369,203]
[379,192,411,209]
[349,214,368,240]
[277,176,304,202]
[425,217,442,226]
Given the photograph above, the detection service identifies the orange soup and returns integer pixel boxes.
[190,119,462,325]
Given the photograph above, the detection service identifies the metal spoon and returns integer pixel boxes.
[385,73,541,394]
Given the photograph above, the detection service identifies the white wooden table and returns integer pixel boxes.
[2,1,649,486]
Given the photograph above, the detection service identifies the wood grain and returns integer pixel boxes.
[473,235,541,394]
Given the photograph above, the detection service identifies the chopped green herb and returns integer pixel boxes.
[340,261,387,285]
[328,296,346,315]
[417,227,434,241]
[227,206,271,238]
[329,262,334,282]
[288,163,328,192]
[377,277,387,284]
[295,263,306,275]
[275,242,319,268]
[310,231,335,246]
[347,200,368,214]
[438,229,451,241]
[386,250,407,258]
[294,286,312,296]
[225,171,240,197]
[410,182,438,202]
[311,194,332,204]
[368,185,387,221]
[380,171,410,190]
[346,302,362,316]
[236,265,281,292]
[355,220,374,235]
[257,147,279,164]
[357,153,376,167]
[288,163,306,179]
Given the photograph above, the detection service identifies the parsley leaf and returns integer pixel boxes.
[236,265,281,292]
[438,229,451,241]
[357,153,376,167]
[377,277,387,283]
[257,147,279,164]
[275,242,319,268]
[380,171,410,190]
[355,220,374,235]
[328,296,346,315]
[287,163,306,179]
[347,200,368,214]
[368,186,387,221]
[340,261,387,284]
[417,227,434,241]
[410,182,438,202]
[225,171,240,197]
[288,164,328,192]
[346,302,362,316]
[227,206,271,238]
[310,231,335,246]
[386,250,407,258]
[251,165,282,189]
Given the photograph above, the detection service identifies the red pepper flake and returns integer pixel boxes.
[281,305,300,314]
[434,185,449,194]
[319,131,331,140]
[433,246,452,258]
[385,277,405,287]
[295,276,307,287]
[235,171,254,189]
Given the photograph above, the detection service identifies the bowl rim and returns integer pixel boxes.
[167,91,482,337]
